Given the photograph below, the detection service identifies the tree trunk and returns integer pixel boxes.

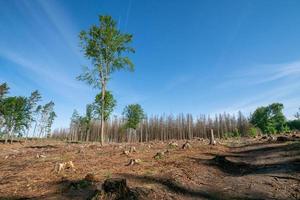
[7,126,14,144]
[100,84,106,146]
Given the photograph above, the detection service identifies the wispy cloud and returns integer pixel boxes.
[124,0,132,31]
[0,50,84,98]
[163,74,193,92]
[212,60,300,117]
[37,0,83,60]
[219,61,300,88]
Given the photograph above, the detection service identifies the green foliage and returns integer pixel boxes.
[40,101,56,135]
[0,83,56,140]
[287,119,300,130]
[77,15,135,145]
[0,96,29,134]
[224,131,240,138]
[77,15,135,89]
[250,103,287,134]
[123,104,145,130]
[25,90,42,130]
[70,109,80,126]
[80,104,94,133]
[247,127,259,137]
[94,91,116,121]
[0,83,9,99]
[71,105,95,136]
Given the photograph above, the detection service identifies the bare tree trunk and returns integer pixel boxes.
[6,126,14,144]
[4,127,9,144]
[100,84,106,146]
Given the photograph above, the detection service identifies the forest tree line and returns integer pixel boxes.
[51,103,300,143]
[0,83,56,143]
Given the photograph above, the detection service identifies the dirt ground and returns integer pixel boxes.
[0,134,299,200]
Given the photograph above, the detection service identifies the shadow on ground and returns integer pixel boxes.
[119,173,270,200]
[191,142,300,177]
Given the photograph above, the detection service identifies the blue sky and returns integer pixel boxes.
[0,0,300,129]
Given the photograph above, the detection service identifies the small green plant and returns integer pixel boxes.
[247,127,258,137]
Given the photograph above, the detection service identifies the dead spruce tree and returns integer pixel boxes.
[78,15,135,145]
[209,129,216,145]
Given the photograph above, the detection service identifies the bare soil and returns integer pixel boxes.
[0,135,299,200]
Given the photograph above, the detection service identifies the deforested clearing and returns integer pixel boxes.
[0,134,299,200]
[1,1,300,199]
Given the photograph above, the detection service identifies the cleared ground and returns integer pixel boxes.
[0,135,299,200]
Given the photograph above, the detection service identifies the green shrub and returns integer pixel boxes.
[247,127,259,137]
[287,120,300,130]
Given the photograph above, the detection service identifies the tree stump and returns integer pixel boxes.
[129,146,137,153]
[182,141,191,149]
[91,178,140,200]
[122,150,130,156]
[126,159,142,166]
[168,142,178,148]
[153,152,164,160]
[85,173,98,182]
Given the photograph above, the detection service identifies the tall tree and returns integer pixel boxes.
[45,111,56,137]
[32,105,42,137]
[38,101,55,138]
[78,15,135,145]
[70,109,80,140]
[25,90,42,137]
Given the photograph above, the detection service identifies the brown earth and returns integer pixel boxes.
[0,135,299,200]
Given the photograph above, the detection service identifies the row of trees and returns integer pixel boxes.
[0,83,56,143]
[51,103,300,143]
[52,110,253,143]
